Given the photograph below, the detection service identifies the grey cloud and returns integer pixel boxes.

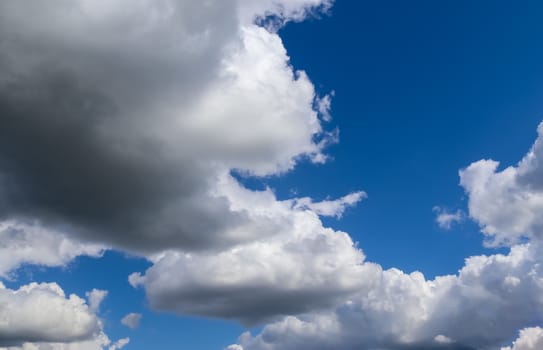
[0,0,333,255]
[0,67,242,252]
[229,242,543,350]
[130,178,368,324]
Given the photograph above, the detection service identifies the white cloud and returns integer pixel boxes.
[292,191,366,218]
[130,175,367,324]
[432,207,464,230]
[229,242,543,349]
[460,122,543,246]
[108,338,129,350]
[0,282,101,347]
[121,313,142,329]
[225,345,243,350]
[0,220,104,278]
[85,289,108,313]
[315,92,334,122]
[0,283,125,350]
[502,327,543,350]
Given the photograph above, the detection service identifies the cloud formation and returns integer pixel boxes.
[0,282,100,347]
[502,327,543,350]
[460,122,543,246]
[227,122,543,349]
[3,2,543,350]
[121,313,142,329]
[130,176,366,323]
[86,289,108,313]
[0,220,104,278]
[0,0,335,255]
[432,207,464,230]
[228,242,543,350]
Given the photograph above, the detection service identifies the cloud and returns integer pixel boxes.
[86,289,108,313]
[0,282,101,347]
[292,191,366,218]
[108,338,129,350]
[129,175,367,324]
[226,122,543,349]
[0,334,129,350]
[121,313,142,329]
[0,0,335,256]
[0,220,104,278]
[6,2,543,350]
[460,122,543,246]
[432,207,464,230]
[0,283,125,350]
[228,242,543,349]
[502,327,543,350]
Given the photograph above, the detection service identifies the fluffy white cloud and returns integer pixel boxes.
[0,282,100,347]
[130,175,367,323]
[432,207,464,230]
[0,283,126,350]
[502,327,543,350]
[0,220,104,278]
[229,242,543,349]
[121,313,142,329]
[460,122,543,246]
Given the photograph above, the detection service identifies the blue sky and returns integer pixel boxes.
[2,1,543,350]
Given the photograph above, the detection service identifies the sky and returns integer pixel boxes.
[1,1,543,350]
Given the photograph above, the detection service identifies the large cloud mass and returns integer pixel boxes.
[0,0,335,254]
[229,242,543,350]
[3,1,543,350]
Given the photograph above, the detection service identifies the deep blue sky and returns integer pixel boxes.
[10,1,543,349]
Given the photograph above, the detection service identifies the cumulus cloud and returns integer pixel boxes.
[0,282,100,347]
[0,220,104,278]
[0,283,126,350]
[0,0,336,256]
[129,175,367,324]
[460,122,543,246]
[121,313,142,329]
[502,327,543,350]
[432,207,464,230]
[225,122,543,349]
[228,242,543,349]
